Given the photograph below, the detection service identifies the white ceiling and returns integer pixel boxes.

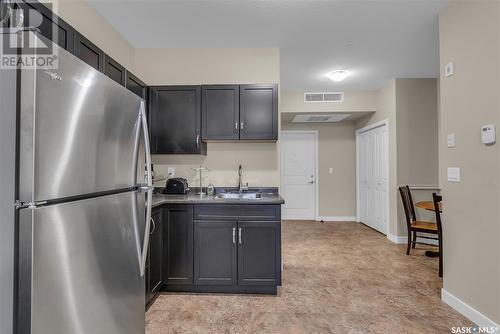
[88,0,447,92]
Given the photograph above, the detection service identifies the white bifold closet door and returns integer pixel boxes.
[358,124,388,234]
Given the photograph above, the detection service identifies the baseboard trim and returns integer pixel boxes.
[387,234,439,246]
[442,289,500,328]
[387,234,407,244]
[316,216,357,222]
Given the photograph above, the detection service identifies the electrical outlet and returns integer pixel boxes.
[167,167,175,178]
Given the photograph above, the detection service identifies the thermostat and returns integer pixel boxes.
[481,125,496,145]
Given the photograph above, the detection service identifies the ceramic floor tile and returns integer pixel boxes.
[146,221,471,334]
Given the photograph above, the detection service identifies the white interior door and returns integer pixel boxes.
[357,124,388,234]
[280,131,316,220]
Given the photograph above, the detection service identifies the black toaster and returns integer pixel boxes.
[163,178,189,195]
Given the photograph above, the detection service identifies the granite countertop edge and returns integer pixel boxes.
[152,187,285,207]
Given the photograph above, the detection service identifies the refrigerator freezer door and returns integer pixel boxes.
[18,43,144,203]
[18,191,146,334]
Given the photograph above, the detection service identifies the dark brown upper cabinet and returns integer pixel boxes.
[239,84,278,141]
[202,85,240,141]
[149,86,206,155]
[200,84,278,142]
[15,1,74,53]
[103,55,126,86]
[126,72,147,100]
[73,31,104,72]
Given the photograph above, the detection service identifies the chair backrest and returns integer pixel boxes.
[432,193,443,234]
[399,186,415,230]
[405,185,417,220]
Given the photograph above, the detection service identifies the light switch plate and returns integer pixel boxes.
[328,168,333,174]
[447,133,455,148]
[445,62,454,77]
[447,167,460,182]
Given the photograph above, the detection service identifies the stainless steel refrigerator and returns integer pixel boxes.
[2,32,152,334]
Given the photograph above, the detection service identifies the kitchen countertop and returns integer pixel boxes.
[152,191,285,208]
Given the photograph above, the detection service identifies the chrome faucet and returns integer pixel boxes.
[238,164,249,193]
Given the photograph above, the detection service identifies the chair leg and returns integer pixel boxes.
[412,231,417,249]
[406,231,412,255]
[438,234,443,277]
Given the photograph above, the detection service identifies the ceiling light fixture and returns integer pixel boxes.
[327,70,350,82]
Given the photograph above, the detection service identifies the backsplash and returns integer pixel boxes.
[152,142,279,189]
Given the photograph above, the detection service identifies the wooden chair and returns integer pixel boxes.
[398,186,439,255]
[432,193,443,277]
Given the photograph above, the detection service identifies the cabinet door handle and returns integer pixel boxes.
[196,134,200,147]
[232,227,236,244]
[240,122,244,131]
[238,227,242,244]
[150,217,156,235]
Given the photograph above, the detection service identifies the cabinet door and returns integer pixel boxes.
[163,205,194,285]
[149,86,206,154]
[194,221,237,285]
[202,85,239,140]
[15,1,74,53]
[103,55,126,86]
[238,221,279,285]
[149,208,163,295]
[239,84,278,140]
[73,31,104,72]
[126,72,147,99]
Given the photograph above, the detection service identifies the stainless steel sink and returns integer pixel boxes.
[216,193,262,200]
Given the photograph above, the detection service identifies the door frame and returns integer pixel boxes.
[280,130,319,220]
[355,119,389,234]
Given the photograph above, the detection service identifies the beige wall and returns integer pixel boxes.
[396,79,439,187]
[281,91,377,113]
[439,1,500,324]
[356,78,439,237]
[47,0,135,70]
[281,122,357,218]
[395,79,439,235]
[135,48,279,85]
[133,48,281,188]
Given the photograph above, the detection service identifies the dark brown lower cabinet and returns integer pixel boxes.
[162,204,281,294]
[146,207,163,305]
[194,221,237,285]
[238,221,280,286]
[163,205,194,285]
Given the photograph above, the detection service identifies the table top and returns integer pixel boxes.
[415,201,442,212]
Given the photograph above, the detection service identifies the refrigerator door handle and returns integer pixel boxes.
[138,101,153,277]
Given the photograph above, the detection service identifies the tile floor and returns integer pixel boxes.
[146,220,471,333]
